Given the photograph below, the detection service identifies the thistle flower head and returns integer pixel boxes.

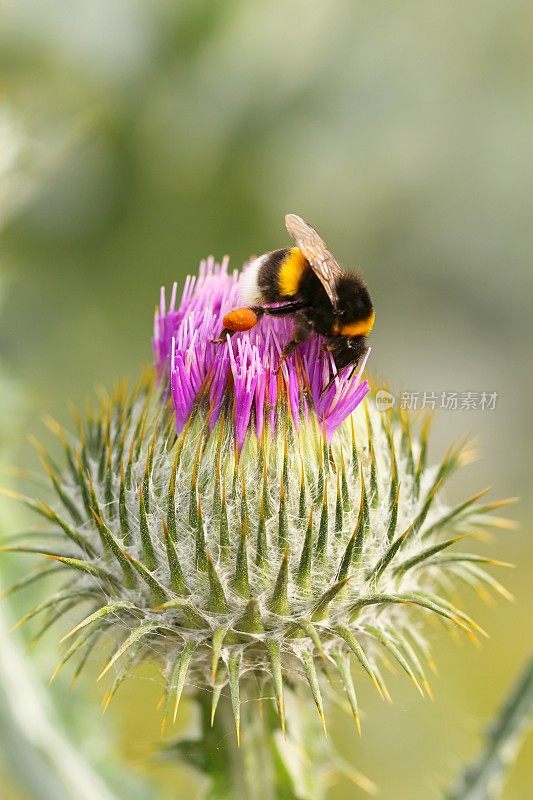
[153,257,370,445]
[3,256,513,743]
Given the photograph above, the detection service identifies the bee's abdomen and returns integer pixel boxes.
[239,248,309,305]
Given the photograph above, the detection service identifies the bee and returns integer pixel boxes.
[215,214,374,386]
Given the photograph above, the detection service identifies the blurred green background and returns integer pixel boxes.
[0,1,531,798]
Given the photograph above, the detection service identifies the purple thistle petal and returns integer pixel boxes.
[153,259,370,445]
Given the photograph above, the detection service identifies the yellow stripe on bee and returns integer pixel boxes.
[278,248,307,297]
[335,311,375,337]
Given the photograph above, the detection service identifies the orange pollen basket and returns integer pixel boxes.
[222,307,259,332]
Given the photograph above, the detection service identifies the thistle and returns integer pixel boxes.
[2,256,514,798]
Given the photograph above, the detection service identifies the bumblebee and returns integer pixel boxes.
[216,214,374,383]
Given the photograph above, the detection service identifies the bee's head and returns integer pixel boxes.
[331,335,368,371]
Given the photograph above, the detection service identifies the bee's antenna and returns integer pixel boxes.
[321,372,339,396]
[358,346,371,378]
[347,364,358,381]
[347,346,371,384]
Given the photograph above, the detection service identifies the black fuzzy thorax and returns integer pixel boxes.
[295,266,338,335]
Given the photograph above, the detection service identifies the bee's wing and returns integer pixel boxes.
[285,213,343,310]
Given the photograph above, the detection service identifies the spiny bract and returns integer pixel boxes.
[1,258,513,744]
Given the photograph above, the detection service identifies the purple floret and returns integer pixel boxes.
[153,257,370,447]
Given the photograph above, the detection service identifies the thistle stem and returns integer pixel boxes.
[222,696,276,800]
[178,687,317,800]
[192,689,278,800]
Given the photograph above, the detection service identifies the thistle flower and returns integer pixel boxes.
[2,255,513,756]
[153,257,370,445]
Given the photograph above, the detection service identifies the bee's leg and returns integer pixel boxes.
[211,329,234,343]
[213,301,306,343]
[252,300,306,317]
[276,314,312,373]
